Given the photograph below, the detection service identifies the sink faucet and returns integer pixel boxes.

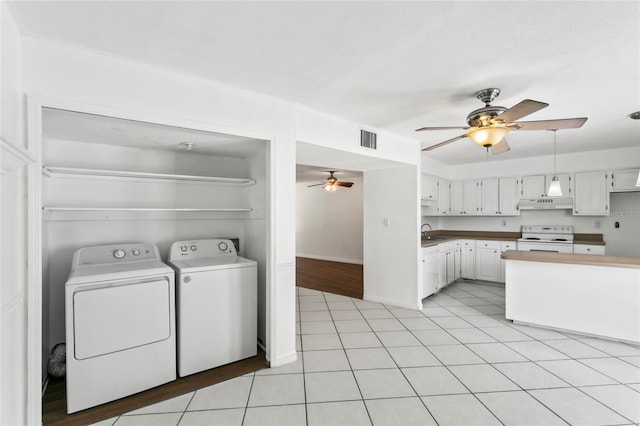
[421,223,432,239]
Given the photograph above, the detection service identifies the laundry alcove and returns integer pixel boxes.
[38,106,271,403]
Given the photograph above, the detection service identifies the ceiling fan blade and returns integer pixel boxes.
[335,181,353,187]
[415,125,470,132]
[512,117,588,131]
[490,139,510,154]
[495,99,548,123]
[422,134,468,151]
[307,183,325,187]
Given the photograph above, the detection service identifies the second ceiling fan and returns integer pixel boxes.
[307,171,354,192]
[416,88,588,154]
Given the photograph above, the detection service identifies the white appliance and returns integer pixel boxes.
[517,225,574,253]
[167,238,258,377]
[65,243,176,414]
[519,197,573,209]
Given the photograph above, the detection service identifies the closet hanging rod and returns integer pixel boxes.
[42,166,256,185]
[42,207,253,212]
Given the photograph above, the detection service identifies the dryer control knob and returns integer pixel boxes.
[218,241,228,252]
[132,249,140,256]
[113,249,126,259]
[180,245,188,252]
[190,245,197,251]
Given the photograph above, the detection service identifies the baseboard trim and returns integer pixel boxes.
[296,253,363,265]
[364,294,422,311]
[267,350,298,368]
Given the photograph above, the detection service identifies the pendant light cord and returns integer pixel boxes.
[552,129,557,177]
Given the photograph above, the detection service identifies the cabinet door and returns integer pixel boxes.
[480,178,499,215]
[475,247,499,282]
[499,177,520,215]
[463,180,480,215]
[450,181,464,215]
[446,250,455,284]
[521,175,546,198]
[437,178,451,215]
[438,251,447,288]
[574,171,609,215]
[545,173,572,197]
[421,174,438,200]
[454,247,461,280]
[422,248,439,298]
[460,247,475,279]
[612,169,640,192]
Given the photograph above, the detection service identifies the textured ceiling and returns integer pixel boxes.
[9,1,640,165]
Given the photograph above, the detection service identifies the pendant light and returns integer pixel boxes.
[547,130,563,197]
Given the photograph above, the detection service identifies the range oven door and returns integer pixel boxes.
[517,240,573,253]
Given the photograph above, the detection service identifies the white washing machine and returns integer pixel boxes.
[167,238,257,377]
[65,243,176,413]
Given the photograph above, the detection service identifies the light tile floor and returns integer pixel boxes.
[93,280,640,425]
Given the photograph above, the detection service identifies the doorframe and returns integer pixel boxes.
[25,94,276,424]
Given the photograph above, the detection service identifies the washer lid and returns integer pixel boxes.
[66,260,173,286]
[168,256,257,273]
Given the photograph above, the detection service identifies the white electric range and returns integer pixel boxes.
[517,225,574,253]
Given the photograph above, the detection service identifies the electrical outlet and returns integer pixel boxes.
[594,220,601,229]
[501,220,507,227]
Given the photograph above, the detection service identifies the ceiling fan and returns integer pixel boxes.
[307,171,354,192]
[416,88,588,154]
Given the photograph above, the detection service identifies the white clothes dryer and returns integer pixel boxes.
[167,239,257,377]
[65,243,176,413]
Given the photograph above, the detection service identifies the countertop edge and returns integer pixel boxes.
[501,250,640,269]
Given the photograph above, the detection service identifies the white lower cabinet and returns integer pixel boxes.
[422,246,439,298]
[454,242,461,280]
[460,240,476,279]
[498,241,517,283]
[437,241,457,290]
[573,244,606,255]
[475,240,500,282]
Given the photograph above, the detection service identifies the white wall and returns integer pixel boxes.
[0,4,29,425]
[296,176,363,264]
[364,166,421,309]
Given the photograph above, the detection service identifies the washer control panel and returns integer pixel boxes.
[168,238,237,260]
[75,243,160,266]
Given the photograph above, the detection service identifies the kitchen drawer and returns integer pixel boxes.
[460,239,476,248]
[500,241,517,251]
[573,244,606,255]
[476,240,500,250]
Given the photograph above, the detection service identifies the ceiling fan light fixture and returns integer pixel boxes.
[467,125,510,148]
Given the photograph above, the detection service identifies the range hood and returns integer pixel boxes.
[519,197,573,210]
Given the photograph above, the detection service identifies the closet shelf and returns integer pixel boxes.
[43,207,252,212]
[42,166,256,185]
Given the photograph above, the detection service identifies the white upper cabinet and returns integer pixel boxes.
[479,178,499,215]
[573,170,610,215]
[421,174,438,200]
[450,180,480,215]
[522,174,571,198]
[463,180,480,215]
[450,181,464,214]
[499,177,520,215]
[521,175,546,198]
[437,178,451,215]
[611,169,640,192]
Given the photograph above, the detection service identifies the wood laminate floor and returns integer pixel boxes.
[42,350,266,426]
[296,257,363,299]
